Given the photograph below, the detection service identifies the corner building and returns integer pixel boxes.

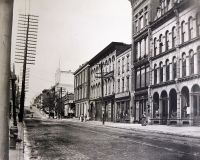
[149,0,200,125]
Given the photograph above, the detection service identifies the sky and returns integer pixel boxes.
[11,0,131,105]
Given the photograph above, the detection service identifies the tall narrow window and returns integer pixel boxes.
[140,16,144,29]
[172,27,176,48]
[122,78,124,92]
[135,20,138,32]
[127,76,129,91]
[118,60,120,75]
[198,46,200,74]
[109,58,111,72]
[118,79,120,93]
[122,58,125,73]
[154,38,157,56]
[188,17,194,40]
[182,53,186,77]
[189,50,194,75]
[144,12,148,26]
[181,21,186,43]
[166,59,170,81]
[159,34,163,53]
[173,57,177,79]
[136,68,141,89]
[197,13,200,37]
[154,64,157,84]
[127,55,129,71]
[160,62,163,82]
[165,31,169,51]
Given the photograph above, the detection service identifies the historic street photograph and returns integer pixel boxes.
[0,0,200,160]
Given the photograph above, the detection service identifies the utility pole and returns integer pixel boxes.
[15,14,39,122]
[0,0,14,159]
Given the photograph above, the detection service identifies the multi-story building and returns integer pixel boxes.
[115,45,132,123]
[129,0,160,123]
[149,0,200,125]
[74,62,90,119]
[129,0,200,125]
[89,42,130,122]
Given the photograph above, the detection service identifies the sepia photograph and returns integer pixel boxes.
[0,0,200,159]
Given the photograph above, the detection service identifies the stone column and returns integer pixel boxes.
[159,98,162,124]
[177,93,182,125]
[189,93,193,125]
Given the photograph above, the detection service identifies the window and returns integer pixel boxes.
[154,38,157,56]
[197,13,200,37]
[122,58,125,73]
[135,20,138,32]
[146,67,150,86]
[160,62,163,82]
[159,34,163,53]
[127,76,129,91]
[154,64,157,84]
[182,53,186,77]
[136,69,141,89]
[188,17,194,40]
[144,12,148,26]
[118,60,120,75]
[112,56,115,71]
[140,16,144,29]
[181,21,186,43]
[109,58,111,72]
[122,78,124,92]
[198,46,200,74]
[118,79,120,93]
[127,55,129,71]
[173,57,177,79]
[172,27,176,48]
[166,59,170,81]
[165,31,169,51]
[141,68,145,87]
[189,50,194,75]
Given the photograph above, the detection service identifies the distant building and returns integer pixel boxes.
[74,62,90,119]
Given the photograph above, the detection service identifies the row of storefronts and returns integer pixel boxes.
[74,0,200,126]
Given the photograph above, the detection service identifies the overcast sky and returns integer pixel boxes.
[11,0,131,105]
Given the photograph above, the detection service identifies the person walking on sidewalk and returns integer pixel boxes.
[102,112,105,125]
[141,112,147,126]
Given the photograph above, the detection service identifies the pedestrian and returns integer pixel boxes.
[102,112,105,125]
[141,112,147,126]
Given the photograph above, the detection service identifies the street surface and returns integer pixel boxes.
[24,111,200,160]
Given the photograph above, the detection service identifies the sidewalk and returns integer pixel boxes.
[66,118,200,139]
[9,123,24,160]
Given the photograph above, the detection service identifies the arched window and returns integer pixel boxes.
[198,46,200,74]
[189,50,194,75]
[109,58,111,72]
[160,62,163,82]
[181,21,186,43]
[173,57,177,79]
[159,34,163,53]
[182,53,186,77]
[188,17,194,40]
[172,27,176,48]
[165,30,169,51]
[166,59,170,81]
[196,13,200,37]
[154,38,157,56]
[154,64,157,84]
[112,56,115,71]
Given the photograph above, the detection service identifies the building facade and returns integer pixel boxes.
[149,0,200,125]
[89,42,130,122]
[129,0,160,123]
[129,0,200,125]
[115,46,132,123]
[74,62,90,119]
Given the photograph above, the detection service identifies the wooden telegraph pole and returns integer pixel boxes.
[15,14,39,122]
[0,0,14,159]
